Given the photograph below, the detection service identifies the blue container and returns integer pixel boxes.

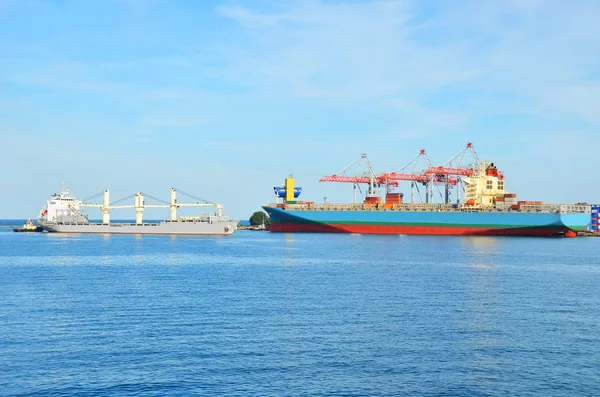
[273,186,302,198]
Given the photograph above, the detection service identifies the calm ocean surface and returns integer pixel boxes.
[1,221,599,396]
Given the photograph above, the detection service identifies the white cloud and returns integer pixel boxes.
[216,0,600,128]
[1,0,599,215]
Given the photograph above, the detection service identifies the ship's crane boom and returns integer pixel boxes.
[378,172,430,182]
[375,149,431,184]
[319,175,372,184]
[79,189,224,224]
[425,166,474,176]
[426,142,504,179]
[319,153,377,185]
[319,153,384,203]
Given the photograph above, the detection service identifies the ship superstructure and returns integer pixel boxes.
[263,143,591,237]
[39,184,237,235]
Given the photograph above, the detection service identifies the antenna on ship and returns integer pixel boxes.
[59,182,70,197]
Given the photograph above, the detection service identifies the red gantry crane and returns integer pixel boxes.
[377,149,460,204]
[319,153,385,204]
[377,149,432,203]
[424,142,503,204]
[319,143,503,206]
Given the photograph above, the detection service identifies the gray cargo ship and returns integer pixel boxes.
[38,185,237,235]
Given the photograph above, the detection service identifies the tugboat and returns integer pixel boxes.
[12,219,44,233]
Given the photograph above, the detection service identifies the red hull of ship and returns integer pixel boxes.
[267,223,562,237]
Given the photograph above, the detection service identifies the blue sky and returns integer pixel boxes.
[1,0,599,219]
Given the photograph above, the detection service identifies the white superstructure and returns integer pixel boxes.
[39,184,87,224]
[462,161,506,208]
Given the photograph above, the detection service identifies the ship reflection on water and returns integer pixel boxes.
[283,233,296,266]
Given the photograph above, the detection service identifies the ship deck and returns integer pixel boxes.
[265,202,590,215]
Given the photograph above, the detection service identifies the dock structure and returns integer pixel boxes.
[577,231,600,237]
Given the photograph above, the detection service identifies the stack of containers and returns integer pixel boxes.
[384,193,403,209]
[505,193,518,209]
[591,205,599,232]
[495,194,505,208]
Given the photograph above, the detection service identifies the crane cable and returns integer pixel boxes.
[140,192,170,206]
[81,191,105,203]
[174,188,214,204]
[109,194,136,206]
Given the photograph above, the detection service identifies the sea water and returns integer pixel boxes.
[1,223,599,396]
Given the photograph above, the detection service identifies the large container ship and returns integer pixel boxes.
[39,185,237,235]
[263,144,591,237]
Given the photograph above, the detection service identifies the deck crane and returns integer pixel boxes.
[424,142,502,204]
[319,153,383,204]
[376,149,461,204]
[377,149,432,203]
[79,189,224,224]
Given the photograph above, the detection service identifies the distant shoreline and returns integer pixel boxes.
[237,225,267,231]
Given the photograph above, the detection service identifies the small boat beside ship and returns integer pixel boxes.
[12,219,43,233]
[38,185,238,235]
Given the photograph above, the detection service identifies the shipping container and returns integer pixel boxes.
[518,201,543,206]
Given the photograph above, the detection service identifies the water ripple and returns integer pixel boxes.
[1,230,599,396]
